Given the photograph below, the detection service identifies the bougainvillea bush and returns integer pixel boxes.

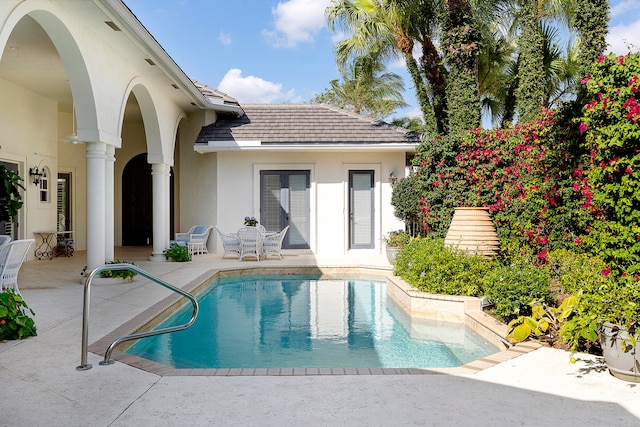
[399,52,640,352]
[578,52,640,275]
[411,108,587,262]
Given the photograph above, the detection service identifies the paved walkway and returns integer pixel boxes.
[1,248,638,426]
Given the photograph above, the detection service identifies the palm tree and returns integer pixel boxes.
[326,0,444,136]
[309,54,407,120]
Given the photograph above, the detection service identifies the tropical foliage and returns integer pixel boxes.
[0,289,37,340]
[310,54,407,120]
[394,51,640,352]
[325,0,597,132]
[0,165,24,223]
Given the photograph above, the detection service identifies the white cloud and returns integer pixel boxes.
[607,19,640,54]
[218,31,232,45]
[218,68,298,103]
[610,0,637,20]
[262,0,331,48]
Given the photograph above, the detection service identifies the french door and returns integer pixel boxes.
[349,170,374,249]
[260,171,310,249]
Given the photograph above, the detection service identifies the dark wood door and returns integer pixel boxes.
[122,154,152,246]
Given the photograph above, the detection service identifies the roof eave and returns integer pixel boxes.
[194,142,419,154]
[97,0,244,116]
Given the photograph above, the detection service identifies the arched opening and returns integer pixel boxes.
[121,154,175,246]
[122,153,152,246]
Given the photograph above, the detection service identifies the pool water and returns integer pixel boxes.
[126,276,499,369]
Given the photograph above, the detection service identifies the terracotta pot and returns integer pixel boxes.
[444,207,499,257]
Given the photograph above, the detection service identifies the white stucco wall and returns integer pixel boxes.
[211,150,405,256]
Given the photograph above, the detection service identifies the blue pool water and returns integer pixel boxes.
[126,276,499,369]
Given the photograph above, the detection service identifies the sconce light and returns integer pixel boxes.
[388,172,398,187]
[29,166,45,185]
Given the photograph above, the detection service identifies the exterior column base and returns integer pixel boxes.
[149,253,167,262]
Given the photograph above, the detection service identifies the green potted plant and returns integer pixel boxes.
[382,230,411,264]
[0,289,37,340]
[596,277,640,383]
[0,165,24,223]
[164,242,191,262]
[557,274,640,382]
[99,260,138,282]
[244,216,258,226]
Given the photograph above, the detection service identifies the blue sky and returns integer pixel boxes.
[124,0,640,121]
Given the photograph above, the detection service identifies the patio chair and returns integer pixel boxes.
[215,226,241,259]
[0,235,10,246]
[238,226,262,261]
[261,226,289,260]
[0,239,34,295]
[175,225,212,256]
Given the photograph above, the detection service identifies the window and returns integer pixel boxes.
[39,167,50,203]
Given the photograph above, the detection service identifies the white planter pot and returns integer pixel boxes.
[600,323,640,383]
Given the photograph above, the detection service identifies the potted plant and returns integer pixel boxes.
[0,165,24,223]
[244,216,258,226]
[0,289,37,340]
[556,274,640,382]
[382,230,411,264]
[597,278,640,382]
[99,260,138,282]
[164,242,191,262]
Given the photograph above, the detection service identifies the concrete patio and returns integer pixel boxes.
[1,248,638,426]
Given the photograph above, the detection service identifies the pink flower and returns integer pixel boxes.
[602,268,611,277]
[574,237,582,246]
[598,55,605,63]
[581,75,591,84]
[579,122,588,134]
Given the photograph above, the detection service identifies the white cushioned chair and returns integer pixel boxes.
[175,225,212,256]
[215,226,241,259]
[261,226,289,260]
[0,239,34,295]
[238,226,262,261]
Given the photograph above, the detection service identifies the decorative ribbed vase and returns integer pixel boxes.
[444,207,499,257]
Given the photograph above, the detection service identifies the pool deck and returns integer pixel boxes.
[1,248,639,426]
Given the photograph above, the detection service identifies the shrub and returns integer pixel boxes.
[578,52,640,275]
[482,263,552,322]
[0,290,37,340]
[547,249,610,295]
[99,260,138,281]
[559,274,640,352]
[164,243,191,262]
[382,230,412,248]
[394,238,494,296]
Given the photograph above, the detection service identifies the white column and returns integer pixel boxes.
[86,142,107,271]
[104,145,115,261]
[150,162,170,261]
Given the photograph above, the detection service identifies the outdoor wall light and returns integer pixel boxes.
[29,166,45,185]
[388,172,398,187]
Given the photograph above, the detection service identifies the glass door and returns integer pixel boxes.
[260,171,310,249]
[349,170,374,249]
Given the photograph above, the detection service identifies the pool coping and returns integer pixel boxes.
[89,266,543,376]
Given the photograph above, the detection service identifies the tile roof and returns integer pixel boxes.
[196,104,421,144]
[192,80,240,106]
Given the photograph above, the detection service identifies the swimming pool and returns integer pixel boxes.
[125,275,499,369]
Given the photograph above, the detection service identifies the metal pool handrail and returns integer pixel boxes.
[76,263,199,371]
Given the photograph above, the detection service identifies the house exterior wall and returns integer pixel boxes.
[211,150,405,256]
